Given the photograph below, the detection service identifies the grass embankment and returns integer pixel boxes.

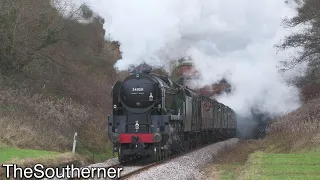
[241,151,320,180]
[215,145,320,180]
[208,97,320,180]
[0,144,114,177]
[0,147,58,163]
[0,149,89,178]
[0,76,116,163]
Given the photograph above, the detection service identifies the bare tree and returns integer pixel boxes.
[277,0,320,70]
[0,0,89,74]
[277,0,320,100]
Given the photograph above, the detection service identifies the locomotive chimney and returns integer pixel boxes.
[130,63,152,75]
[179,57,198,76]
[178,57,200,88]
[177,57,232,97]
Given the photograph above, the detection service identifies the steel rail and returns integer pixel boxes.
[118,140,225,180]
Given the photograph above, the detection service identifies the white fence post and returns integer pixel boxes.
[72,132,78,154]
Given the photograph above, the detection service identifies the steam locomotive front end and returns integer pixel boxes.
[108,72,166,161]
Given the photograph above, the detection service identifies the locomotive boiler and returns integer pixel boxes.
[107,64,237,163]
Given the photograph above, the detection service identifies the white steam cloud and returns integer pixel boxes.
[53,0,302,118]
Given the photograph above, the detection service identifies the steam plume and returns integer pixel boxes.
[53,0,303,132]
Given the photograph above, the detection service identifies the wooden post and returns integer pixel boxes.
[72,132,77,154]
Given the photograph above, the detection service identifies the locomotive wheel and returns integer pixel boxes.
[158,144,162,161]
[153,146,157,161]
[164,149,168,159]
[160,149,164,161]
[193,139,197,148]
[153,145,161,162]
[118,144,123,163]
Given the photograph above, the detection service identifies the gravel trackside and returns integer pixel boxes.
[88,157,119,168]
[42,138,238,180]
[125,138,239,180]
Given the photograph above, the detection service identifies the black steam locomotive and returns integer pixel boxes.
[107,66,237,163]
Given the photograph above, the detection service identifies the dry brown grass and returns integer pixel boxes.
[201,140,265,180]
[0,86,108,152]
[214,140,265,164]
[263,97,320,153]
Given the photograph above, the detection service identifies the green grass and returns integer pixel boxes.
[0,143,114,164]
[0,147,59,163]
[75,143,114,163]
[77,148,114,163]
[242,151,320,180]
[218,163,242,180]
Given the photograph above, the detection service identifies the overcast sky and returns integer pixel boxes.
[53,0,302,118]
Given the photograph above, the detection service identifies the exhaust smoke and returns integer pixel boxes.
[52,0,304,138]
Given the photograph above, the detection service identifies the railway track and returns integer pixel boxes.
[63,139,234,180]
[118,157,169,180]
[116,140,226,180]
